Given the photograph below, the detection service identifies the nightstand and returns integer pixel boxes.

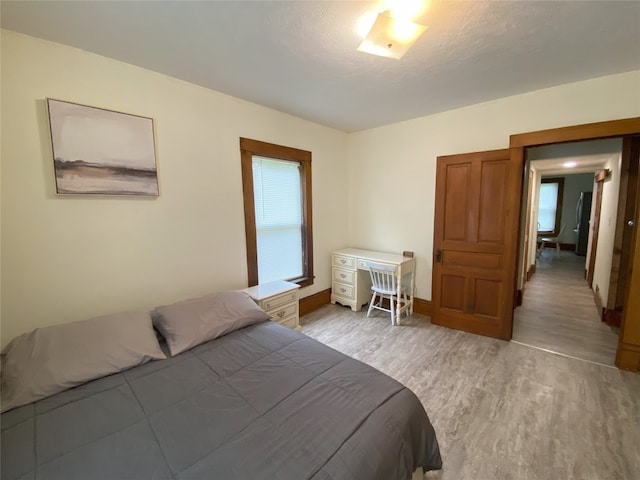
[242,280,301,331]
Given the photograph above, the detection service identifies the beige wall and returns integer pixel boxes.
[2,29,640,345]
[0,30,349,346]
[347,70,640,300]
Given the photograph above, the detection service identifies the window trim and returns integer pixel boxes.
[537,177,565,236]
[240,137,314,288]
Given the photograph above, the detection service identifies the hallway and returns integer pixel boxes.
[513,250,620,366]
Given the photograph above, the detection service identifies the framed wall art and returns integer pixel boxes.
[47,99,159,196]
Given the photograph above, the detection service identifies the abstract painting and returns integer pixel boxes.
[47,99,159,196]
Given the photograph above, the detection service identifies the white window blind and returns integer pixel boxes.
[252,156,303,284]
[538,182,559,232]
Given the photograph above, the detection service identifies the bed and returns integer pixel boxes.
[1,291,442,480]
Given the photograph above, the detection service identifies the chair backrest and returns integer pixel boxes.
[551,224,566,240]
[366,262,398,294]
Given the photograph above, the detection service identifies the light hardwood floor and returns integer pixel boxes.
[300,305,640,480]
[514,250,619,366]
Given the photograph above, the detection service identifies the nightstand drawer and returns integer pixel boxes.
[277,314,299,330]
[333,254,355,270]
[267,302,297,321]
[333,268,355,285]
[332,281,354,300]
[262,290,298,311]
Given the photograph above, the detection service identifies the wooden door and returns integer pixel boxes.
[616,147,640,370]
[432,149,521,340]
[606,136,640,326]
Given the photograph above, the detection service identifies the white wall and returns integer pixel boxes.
[591,151,623,304]
[0,30,349,347]
[348,70,640,300]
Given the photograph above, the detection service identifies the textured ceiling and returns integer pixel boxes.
[2,1,639,132]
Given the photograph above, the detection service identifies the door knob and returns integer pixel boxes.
[435,250,442,263]
[628,220,636,227]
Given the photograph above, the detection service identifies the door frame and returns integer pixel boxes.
[509,117,640,371]
[587,179,603,289]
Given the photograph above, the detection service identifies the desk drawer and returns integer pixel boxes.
[332,281,354,300]
[262,290,298,311]
[333,254,355,270]
[333,268,355,285]
[358,259,394,271]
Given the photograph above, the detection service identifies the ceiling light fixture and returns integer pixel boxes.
[563,161,577,168]
[357,12,427,59]
[357,1,429,59]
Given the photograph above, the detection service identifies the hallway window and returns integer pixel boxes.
[538,177,564,235]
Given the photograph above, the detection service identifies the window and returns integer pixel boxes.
[537,177,564,235]
[240,138,313,287]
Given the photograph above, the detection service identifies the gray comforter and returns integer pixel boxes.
[1,321,442,480]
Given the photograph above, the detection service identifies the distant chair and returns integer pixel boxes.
[538,224,566,259]
[365,262,410,325]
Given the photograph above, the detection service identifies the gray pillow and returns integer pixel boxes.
[1,311,165,413]
[152,290,271,356]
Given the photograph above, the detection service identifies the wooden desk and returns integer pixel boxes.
[330,248,416,320]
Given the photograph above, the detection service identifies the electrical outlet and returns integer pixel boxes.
[403,251,414,258]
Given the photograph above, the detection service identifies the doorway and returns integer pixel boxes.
[513,139,623,365]
[509,118,640,371]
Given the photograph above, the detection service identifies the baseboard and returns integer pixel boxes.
[526,264,536,281]
[603,308,622,327]
[413,297,431,316]
[593,288,604,316]
[299,288,331,316]
[301,289,432,318]
[516,289,523,307]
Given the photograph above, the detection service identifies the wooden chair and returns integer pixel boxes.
[538,224,566,259]
[366,262,410,325]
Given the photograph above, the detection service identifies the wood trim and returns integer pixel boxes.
[299,288,331,317]
[587,180,604,288]
[516,289,523,307]
[300,146,314,289]
[616,158,640,372]
[593,286,604,315]
[510,117,640,148]
[608,137,639,311]
[299,290,432,319]
[603,308,622,328]
[240,147,259,286]
[594,169,611,182]
[413,297,431,317]
[239,137,311,162]
[616,342,640,372]
[527,264,536,281]
[505,146,526,340]
[511,118,640,370]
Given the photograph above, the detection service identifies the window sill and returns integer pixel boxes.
[290,276,314,288]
